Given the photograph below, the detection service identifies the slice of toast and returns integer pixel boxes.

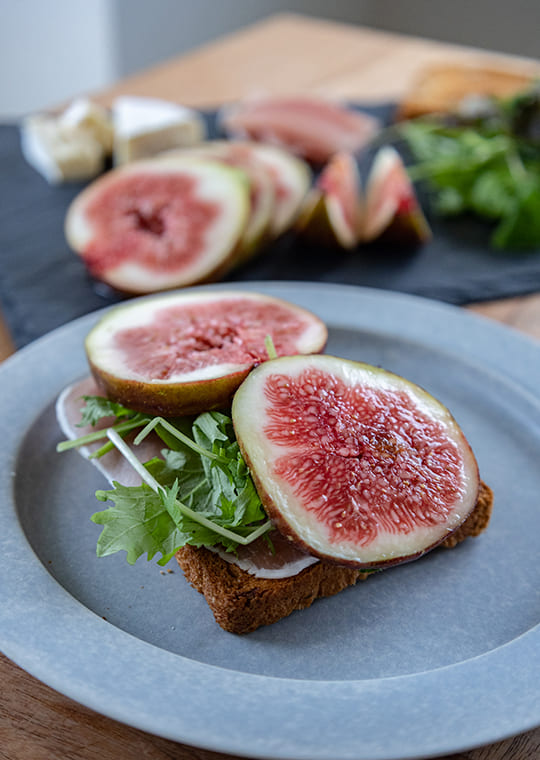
[176,481,493,634]
[396,63,535,120]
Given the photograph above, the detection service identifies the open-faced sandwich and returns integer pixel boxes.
[57,289,493,634]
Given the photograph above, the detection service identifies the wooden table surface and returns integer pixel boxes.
[2,13,539,760]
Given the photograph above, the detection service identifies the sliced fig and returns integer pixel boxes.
[240,142,312,236]
[362,146,431,244]
[220,95,380,164]
[172,140,311,239]
[85,290,328,416]
[64,156,250,294]
[164,141,276,260]
[296,152,362,249]
[232,354,480,570]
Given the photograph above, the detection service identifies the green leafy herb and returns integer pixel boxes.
[77,395,137,426]
[58,398,272,565]
[399,85,540,250]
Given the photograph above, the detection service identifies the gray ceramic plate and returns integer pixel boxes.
[1,282,539,760]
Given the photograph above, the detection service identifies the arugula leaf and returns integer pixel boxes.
[77,395,139,427]
[92,480,188,565]
[89,411,270,564]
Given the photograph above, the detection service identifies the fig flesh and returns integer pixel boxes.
[296,152,362,249]
[232,354,480,569]
[165,141,276,260]
[363,146,431,244]
[64,156,250,294]
[85,290,328,416]
[171,140,311,240]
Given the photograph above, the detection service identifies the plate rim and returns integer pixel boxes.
[1,281,539,760]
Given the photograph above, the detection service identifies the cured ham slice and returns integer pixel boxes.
[220,95,380,164]
[56,377,158,487]
[209,532,318,579]
[56,377,318,578]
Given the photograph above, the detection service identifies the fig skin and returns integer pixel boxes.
[232,355,480,570]
[87,360,254,417]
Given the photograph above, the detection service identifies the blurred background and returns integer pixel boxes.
[2,0,539,118]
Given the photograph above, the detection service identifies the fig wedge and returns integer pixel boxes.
[171,140,312,240]
[363,146,431,244]
[296,152,362,249]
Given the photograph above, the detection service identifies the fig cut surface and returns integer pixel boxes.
[232,354,480,569]
[297,152,362,249]
[65,157,250,294]
[85,290,327,416]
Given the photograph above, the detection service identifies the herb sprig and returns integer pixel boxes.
[398,85,540,250]
[57,397,272,565]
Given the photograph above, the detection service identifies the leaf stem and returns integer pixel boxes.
[134,417,225,462]
[56,418,145,453]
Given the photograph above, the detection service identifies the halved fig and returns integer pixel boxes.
[362,146,431,244]
[232,354,480,569]
[220,95,380,164]
[296,152,362,249]
[85,290,328,416]
[64,156,250,294]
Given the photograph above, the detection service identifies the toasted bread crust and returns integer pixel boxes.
[176,481,493,634]
[397,63,534,120]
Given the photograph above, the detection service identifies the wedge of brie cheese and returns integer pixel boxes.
[112,95,206,164]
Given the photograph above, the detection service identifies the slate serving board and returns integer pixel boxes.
[2,104,540,348]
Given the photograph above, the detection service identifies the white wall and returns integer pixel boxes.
[109,0,369,78]
[0,0,368,119]
[1,0,539,119]
[0,0,116,118]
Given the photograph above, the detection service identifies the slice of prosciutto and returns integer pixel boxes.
[220,95,380,164]
[56,377,317,578]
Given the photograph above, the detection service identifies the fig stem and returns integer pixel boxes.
[106,429,272,546]
[134,417,225,463]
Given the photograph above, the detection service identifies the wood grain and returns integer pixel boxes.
[2,12,539,760]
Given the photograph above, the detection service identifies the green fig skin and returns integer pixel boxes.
[87,359,252,417]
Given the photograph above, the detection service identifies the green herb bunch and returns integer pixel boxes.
[399,85,540,250]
